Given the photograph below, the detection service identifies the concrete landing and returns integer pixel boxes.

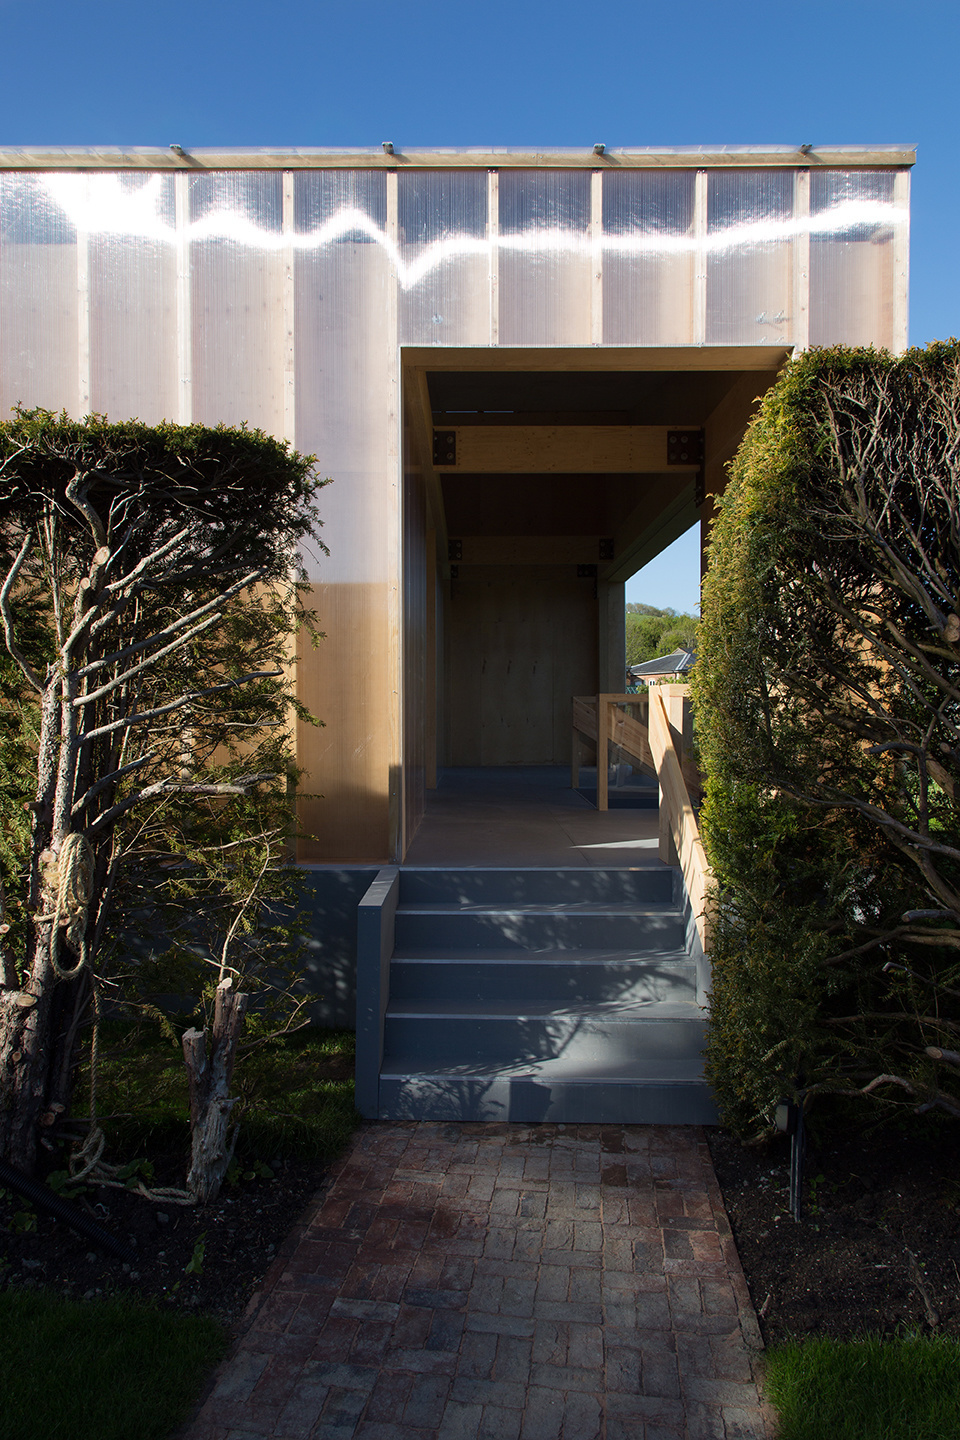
[403,769,663,870]
[183,1123,774,1440]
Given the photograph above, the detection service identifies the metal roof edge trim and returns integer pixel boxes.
[0,144,917,171]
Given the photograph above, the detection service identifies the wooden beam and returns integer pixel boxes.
[453,536,606,566]
[435,424,702,474]
[432,410,635,427]
[405,345,793,375]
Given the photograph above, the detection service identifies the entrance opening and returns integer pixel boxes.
[400,346,789,859]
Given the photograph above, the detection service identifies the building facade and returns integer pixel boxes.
[0,145,912,862]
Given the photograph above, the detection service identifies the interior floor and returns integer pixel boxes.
[402,766,665,869]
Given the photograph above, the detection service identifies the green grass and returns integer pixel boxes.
[765,1335,960,1440]
[0,1288,228,1440]
[79,1020,358,1164]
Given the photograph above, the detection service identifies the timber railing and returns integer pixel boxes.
[572,684,713,954]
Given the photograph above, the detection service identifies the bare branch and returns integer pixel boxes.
[0,530,43,691]
[78,669,284,744]
[76,566,264,680]
[72,612,223,706]
[71,752,156,816]
[86,773,278,837]
[65,471,108,548]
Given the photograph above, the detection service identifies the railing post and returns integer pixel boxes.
[596,694,608,811]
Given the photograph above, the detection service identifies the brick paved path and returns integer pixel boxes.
[184,1124,774,1440]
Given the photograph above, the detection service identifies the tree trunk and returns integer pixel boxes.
[0,678,64,1171]
[182,978,249,1205]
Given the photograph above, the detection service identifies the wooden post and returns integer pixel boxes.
[282,171,296,443]
[590,169,603,344]
[693,170,708,346]
[76,176,91,418]
[892,169,910,354]
[596,694,608,812]
[488,169,499,345]
[793,168,810,353]
[175,171,192,425]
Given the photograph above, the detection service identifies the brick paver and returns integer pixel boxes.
[182,1125,775,1440]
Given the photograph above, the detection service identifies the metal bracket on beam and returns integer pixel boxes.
[668,430,706,509]
[667,430,704,466]
[433,430,456,465]
[448,538,462,562]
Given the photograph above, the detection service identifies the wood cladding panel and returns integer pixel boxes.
[446,567,598,766]
[296,581,394,862]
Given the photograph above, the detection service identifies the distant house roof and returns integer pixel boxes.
[629,648,696,679]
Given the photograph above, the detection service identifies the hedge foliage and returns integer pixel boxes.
[693,344,960,1133]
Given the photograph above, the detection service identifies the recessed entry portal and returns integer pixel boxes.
[400,346,789,856]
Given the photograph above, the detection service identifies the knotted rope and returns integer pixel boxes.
[44,831,95,979]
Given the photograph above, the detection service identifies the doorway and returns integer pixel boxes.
[399,345,789,858]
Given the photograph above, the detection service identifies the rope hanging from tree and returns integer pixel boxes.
[37,834,195,1203]
[41,832,95,979]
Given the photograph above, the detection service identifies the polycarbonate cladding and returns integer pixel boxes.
[0,160,909,579]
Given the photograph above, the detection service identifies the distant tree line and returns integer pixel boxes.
[625,603,699,670]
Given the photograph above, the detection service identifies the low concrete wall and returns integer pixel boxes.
[297,866,382,1028]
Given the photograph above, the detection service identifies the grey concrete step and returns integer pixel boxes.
[389,950,697,1006]
[382,1006,706,1068]
[363,863,715,1126]
[378,1069,718,1125]
[394,905,686,952]
[398,866,677,907]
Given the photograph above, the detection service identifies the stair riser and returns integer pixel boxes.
[394,912,686,952]
[399,868,677,907]
[383,1015,706,1068]
[378,1076,718,1125]
[390,961,698,1007]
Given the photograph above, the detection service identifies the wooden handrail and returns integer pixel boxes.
[647,688,714,954]
[571,693,654,809]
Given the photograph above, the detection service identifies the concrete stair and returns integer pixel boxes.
[373,867,716,1124]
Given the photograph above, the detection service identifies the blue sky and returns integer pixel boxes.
[1,0,956,613]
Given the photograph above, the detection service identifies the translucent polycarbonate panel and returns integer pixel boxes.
[0,173,79,416]
[706,170,793,345]
[89,173,178,422]
[602,171,696,344]
[398,170,489,345]
[189,172,284,433]
[293,170,393,584]
[809,170,900,349]
[498,171,592,345]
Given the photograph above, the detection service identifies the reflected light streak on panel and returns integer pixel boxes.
[35,174,907,290]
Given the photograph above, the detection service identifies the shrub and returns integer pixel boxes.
[694,344,960,1134]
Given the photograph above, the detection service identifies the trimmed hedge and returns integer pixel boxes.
[693,344,960,1133]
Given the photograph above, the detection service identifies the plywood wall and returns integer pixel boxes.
[296,581,396,862]
[444,566,599,766]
